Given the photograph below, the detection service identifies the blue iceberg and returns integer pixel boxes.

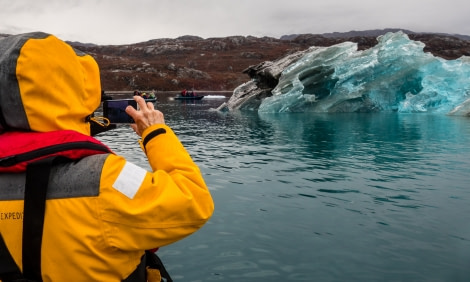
[257,32,470,115]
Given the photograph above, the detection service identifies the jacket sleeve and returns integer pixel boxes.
[96,124,214,251]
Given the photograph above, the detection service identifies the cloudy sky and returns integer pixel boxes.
[1,0,469,45]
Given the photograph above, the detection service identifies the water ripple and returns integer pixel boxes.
[97,99,470,281]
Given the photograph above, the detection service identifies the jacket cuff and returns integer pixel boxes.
[140,125,168,151]
[143,128,166,147]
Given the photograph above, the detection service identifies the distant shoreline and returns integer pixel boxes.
[104,90,232,99]
[105,90,232,94]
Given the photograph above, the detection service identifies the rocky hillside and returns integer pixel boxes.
[70,30,470,92]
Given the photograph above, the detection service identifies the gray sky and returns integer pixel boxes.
[1,0,469,45]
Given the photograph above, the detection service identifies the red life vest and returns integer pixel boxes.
[0,130,112,173]
[0,130,112,281]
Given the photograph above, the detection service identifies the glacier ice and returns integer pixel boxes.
[258,32,470,115]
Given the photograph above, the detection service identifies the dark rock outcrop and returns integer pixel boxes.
[216,48,313,111]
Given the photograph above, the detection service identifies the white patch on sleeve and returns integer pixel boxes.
[113,161,147,199]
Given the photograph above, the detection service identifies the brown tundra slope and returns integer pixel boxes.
[72,31,470,92]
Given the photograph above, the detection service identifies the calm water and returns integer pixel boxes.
[96,94,470,282]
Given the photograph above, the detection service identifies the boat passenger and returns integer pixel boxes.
[0,32,214,281]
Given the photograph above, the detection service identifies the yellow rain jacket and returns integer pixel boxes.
[0,32,214,281]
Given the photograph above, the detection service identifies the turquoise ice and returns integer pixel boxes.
[258,32,470,114]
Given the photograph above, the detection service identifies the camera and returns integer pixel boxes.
[103,99,137,123]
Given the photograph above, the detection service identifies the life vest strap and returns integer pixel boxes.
[22,156,68,281]
[122,251,173,282]
[0,157,63,282]
[145,250,172,282]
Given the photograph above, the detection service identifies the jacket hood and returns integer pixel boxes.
[0,32,101,135]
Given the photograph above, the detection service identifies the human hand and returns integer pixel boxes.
[125,96,165,136]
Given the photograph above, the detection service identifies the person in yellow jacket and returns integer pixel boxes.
[0,32,214,281]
